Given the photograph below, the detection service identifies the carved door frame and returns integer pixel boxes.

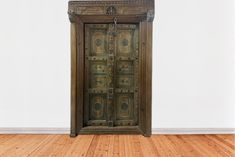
[68,0,154,137]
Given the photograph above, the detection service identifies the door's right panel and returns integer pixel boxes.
[114,24,139,126]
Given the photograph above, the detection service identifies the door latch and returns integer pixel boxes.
[108,88,114,99]
[113,17,117,36]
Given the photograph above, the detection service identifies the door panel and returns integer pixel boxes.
[114,24,139,126]
[116,76,133,88]
[117,61,134,74]
[89,94,106,120]
[90,25,108,55]
[84,23,139,127]
[116,94,133,119]
[85,24,109,126]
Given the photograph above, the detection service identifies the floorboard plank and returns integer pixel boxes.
[118,135,126,157]
[130,135,144,157]
[85,135,99,157]
[93,135,110,157]
[107,135,119,157]
[123,135,135,157]
[182,135,230,157]
[166,135,201,157]
[4,135,49,157]
[44,135,75,157]
[0,135,28,155]
[64,135,94,157]
[139,135,160,157]
[26,135,61,157]
[205,135,235,156]
[217,135,235,143]
[0,135,16,145]
[151,135,176,157]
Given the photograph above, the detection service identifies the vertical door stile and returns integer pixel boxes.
[107,23,115,126]
[84,25,89,125]
[113,23,118,126]
[134,26,139,125]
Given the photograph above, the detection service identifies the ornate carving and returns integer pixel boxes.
[147,10,154,22]
[121,103,129,110]
[68,0,154,17]
[117,61,134,74]
[90,62,106,74]
[69,0,153,7]
[117,30,133,55]
[90,95,106,120]
[121,39,129,46]
[91,76,106,88]
[116,94,133,120]
[117,76,133,88]
[68,12,76,23]
[106,6,117,15]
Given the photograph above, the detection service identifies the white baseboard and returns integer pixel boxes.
[0,128,234,134]
[152,128,235,134]
[0,128,70,134]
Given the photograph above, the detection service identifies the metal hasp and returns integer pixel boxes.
[68,0,155,137]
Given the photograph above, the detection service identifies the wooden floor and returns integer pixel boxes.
[0,135,234,157]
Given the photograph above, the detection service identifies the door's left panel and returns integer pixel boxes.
[84,24,109,126]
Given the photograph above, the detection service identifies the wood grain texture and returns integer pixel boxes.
[0,135,234,157]
[70,23,77,137]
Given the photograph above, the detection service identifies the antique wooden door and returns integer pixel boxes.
[84,24,139,127]
[69,0,154,136]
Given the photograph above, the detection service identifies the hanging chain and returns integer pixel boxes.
[114,17,117,25]
[113,17,117,36]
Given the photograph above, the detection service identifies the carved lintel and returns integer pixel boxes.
[147,10,154,22]
[69,6,148,16]
[69,0,154,7]
[68,0,154,17]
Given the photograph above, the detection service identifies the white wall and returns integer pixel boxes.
[0,0,234,129]
[153,0,235,128]
[0,1,70,128]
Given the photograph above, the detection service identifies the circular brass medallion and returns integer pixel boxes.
[122,39,129,46]
[94,103,102,110]
[95,39,102,46]
[121,103,128,110]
